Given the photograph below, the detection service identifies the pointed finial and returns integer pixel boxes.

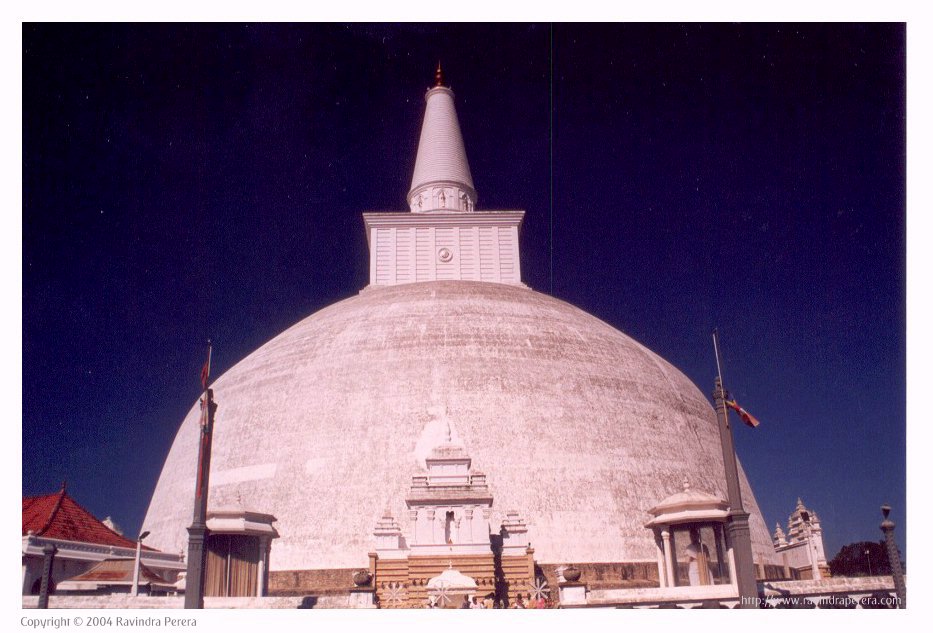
[61,480,67,492]
[435,61,445,87]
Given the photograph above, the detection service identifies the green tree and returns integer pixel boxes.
[829,541,896,577]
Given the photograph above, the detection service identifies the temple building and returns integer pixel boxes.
[369,419,535,607]
[142,66,787,602]
[22,484,184,596]
[772,499,829,580]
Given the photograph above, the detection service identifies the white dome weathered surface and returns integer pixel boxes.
[142,280,777,570]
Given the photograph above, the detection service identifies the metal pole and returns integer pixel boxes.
[711,331,758,608]
[37,544,57,609]
[184,388,216,609]
[865,548,872,576]
[880,504,906,608]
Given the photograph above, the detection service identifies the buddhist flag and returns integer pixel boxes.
[725,399,760,428]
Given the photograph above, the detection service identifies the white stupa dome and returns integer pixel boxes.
[142,280,777,570]
[142,66,779,575]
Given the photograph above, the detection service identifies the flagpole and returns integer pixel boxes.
[185,341,216,609]
[713,328,724,389]
[711,329,758,607]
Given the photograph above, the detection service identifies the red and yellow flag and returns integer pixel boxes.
[725,399,760,428]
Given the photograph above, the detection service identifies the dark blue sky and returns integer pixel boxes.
[22,23,905,561]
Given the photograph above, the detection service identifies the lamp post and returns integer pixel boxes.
[879,504,906,608]
[711,377,758,607]
[865,548,872,576]
[185,387,217,609]
[709,332,758,607]
[132,530,150,597]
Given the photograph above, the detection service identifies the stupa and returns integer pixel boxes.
[142,65,779,594]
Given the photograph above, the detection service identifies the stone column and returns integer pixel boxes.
[426,509,436,544]
[661,528,675,588]
[257,537,271,597]
[37,544,57,609]
[409,509,420,544]
[464,508,474,543]
[655,532,667,588]
[726,547,737,587]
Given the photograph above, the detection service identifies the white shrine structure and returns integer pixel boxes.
[772,498,828,580]
[369,421,535,608]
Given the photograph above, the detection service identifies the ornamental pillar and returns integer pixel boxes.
[655,531,667,587]
[661,528,675,587]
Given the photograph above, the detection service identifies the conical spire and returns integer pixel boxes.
[408,65,476,213]
[772,522,787,546]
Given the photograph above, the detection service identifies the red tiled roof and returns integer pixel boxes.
[62,558,170,585]
[22,486,146,550]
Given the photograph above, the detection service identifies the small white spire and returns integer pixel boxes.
[407,63,476,213]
